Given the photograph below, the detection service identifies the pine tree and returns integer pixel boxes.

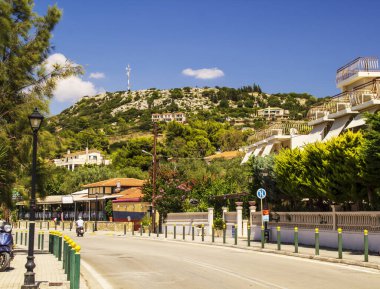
[0,0,80,207]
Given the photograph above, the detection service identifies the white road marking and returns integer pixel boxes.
[182,258,289,289]
[81,259,114,289]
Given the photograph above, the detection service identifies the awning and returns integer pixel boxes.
[345,107,379,130]
[323,115,351,142]
[261,143,274,156]
[241,150,253,164]
[74,194,123,203]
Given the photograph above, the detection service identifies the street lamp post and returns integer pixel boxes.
[22,108,44,289]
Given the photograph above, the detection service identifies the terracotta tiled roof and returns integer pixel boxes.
[83,178,145,188]
[204,151,244,161]
[118,187,144,199]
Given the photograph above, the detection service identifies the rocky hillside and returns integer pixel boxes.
[48,86,321,136]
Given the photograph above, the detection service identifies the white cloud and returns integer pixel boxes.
[53,76,98,103]
[89,72,105,79]
[44,53,101,103]
[44,53,73,74]
[182,67,224,79]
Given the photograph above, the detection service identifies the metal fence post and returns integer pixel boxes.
[277,226,281,251]
[74,246,81,289]
[38,231,41,250]
[247,224,251,247]
[261,226,265,248]
[223,224,226,244]
[294,227,298,253]
[24,230,28,246]
[58,232,63,261]
[201,224,205,242]
[41,231,45,251]
[165,225,167,238]
[16,230,19,245]
[192,225,194,241]
[63,236,67,270]
[124,224,126,235]
[174,224,176,239]
[212,225,215,243]
[70,244,76,288]
[364,229,369,262]
[234,224,237,245]
[315,228,319,255]
[183,225,185,240]
[338,228,343,259]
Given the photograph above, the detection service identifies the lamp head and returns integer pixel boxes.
[28,108,44,132]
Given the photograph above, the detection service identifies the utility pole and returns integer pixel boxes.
[152,122,158,233]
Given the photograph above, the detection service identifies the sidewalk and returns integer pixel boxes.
[0,240,88,289]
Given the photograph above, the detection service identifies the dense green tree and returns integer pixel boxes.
[0,0,79,207]
[361,112,380,208]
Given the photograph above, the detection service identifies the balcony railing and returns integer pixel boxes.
[336,57,379,85]
[248,121,311,143]
[307,106,329,121]
[308,79,380,120]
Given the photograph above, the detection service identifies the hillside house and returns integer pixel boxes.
[151,112,186,123]
[257,107,290,120]
[53,147,111,171]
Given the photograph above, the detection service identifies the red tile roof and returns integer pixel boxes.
[83,178,145,188]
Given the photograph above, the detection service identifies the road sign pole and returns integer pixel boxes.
[261,198,263,228]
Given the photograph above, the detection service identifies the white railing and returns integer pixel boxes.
[165,212,208,224]
[251,211,380,232]
[224,212,237,224]
[336,57,379,85]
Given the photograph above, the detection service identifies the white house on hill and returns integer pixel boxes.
[54,147,111,171]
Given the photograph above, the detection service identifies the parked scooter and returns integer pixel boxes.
[76,226,84,237]
[0,220,14,271]
[75,217,85,237]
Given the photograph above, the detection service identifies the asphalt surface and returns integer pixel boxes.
[69,233,380,289]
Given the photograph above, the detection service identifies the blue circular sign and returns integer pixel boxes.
[256,188,266,199]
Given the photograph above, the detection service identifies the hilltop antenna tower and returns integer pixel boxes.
[126,64,131,92]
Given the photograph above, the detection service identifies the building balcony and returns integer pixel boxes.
[336,57,380,89]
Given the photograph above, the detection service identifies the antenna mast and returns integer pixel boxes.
[126,64,131,92]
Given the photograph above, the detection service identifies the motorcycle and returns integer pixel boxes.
[76,226,84,237]
[0,220,14,272]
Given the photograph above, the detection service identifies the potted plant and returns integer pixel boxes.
[105,200,113,222]
[141,214,152,233]
[213,217,225,237]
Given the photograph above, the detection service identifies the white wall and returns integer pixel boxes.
[251,226,380,253]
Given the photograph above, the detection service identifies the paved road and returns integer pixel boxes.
[73,234,380,289]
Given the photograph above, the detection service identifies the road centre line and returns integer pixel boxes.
[182,257,289,289]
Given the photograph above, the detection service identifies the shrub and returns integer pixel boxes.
[213,217,225,230]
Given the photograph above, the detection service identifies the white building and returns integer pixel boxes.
[54,147,111,171]
[151,112,186,123]
[257,107,290,120]
[242,56,380,163]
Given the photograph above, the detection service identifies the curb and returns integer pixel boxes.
[128,234,380,271]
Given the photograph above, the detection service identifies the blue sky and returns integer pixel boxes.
[34,0,380,115]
